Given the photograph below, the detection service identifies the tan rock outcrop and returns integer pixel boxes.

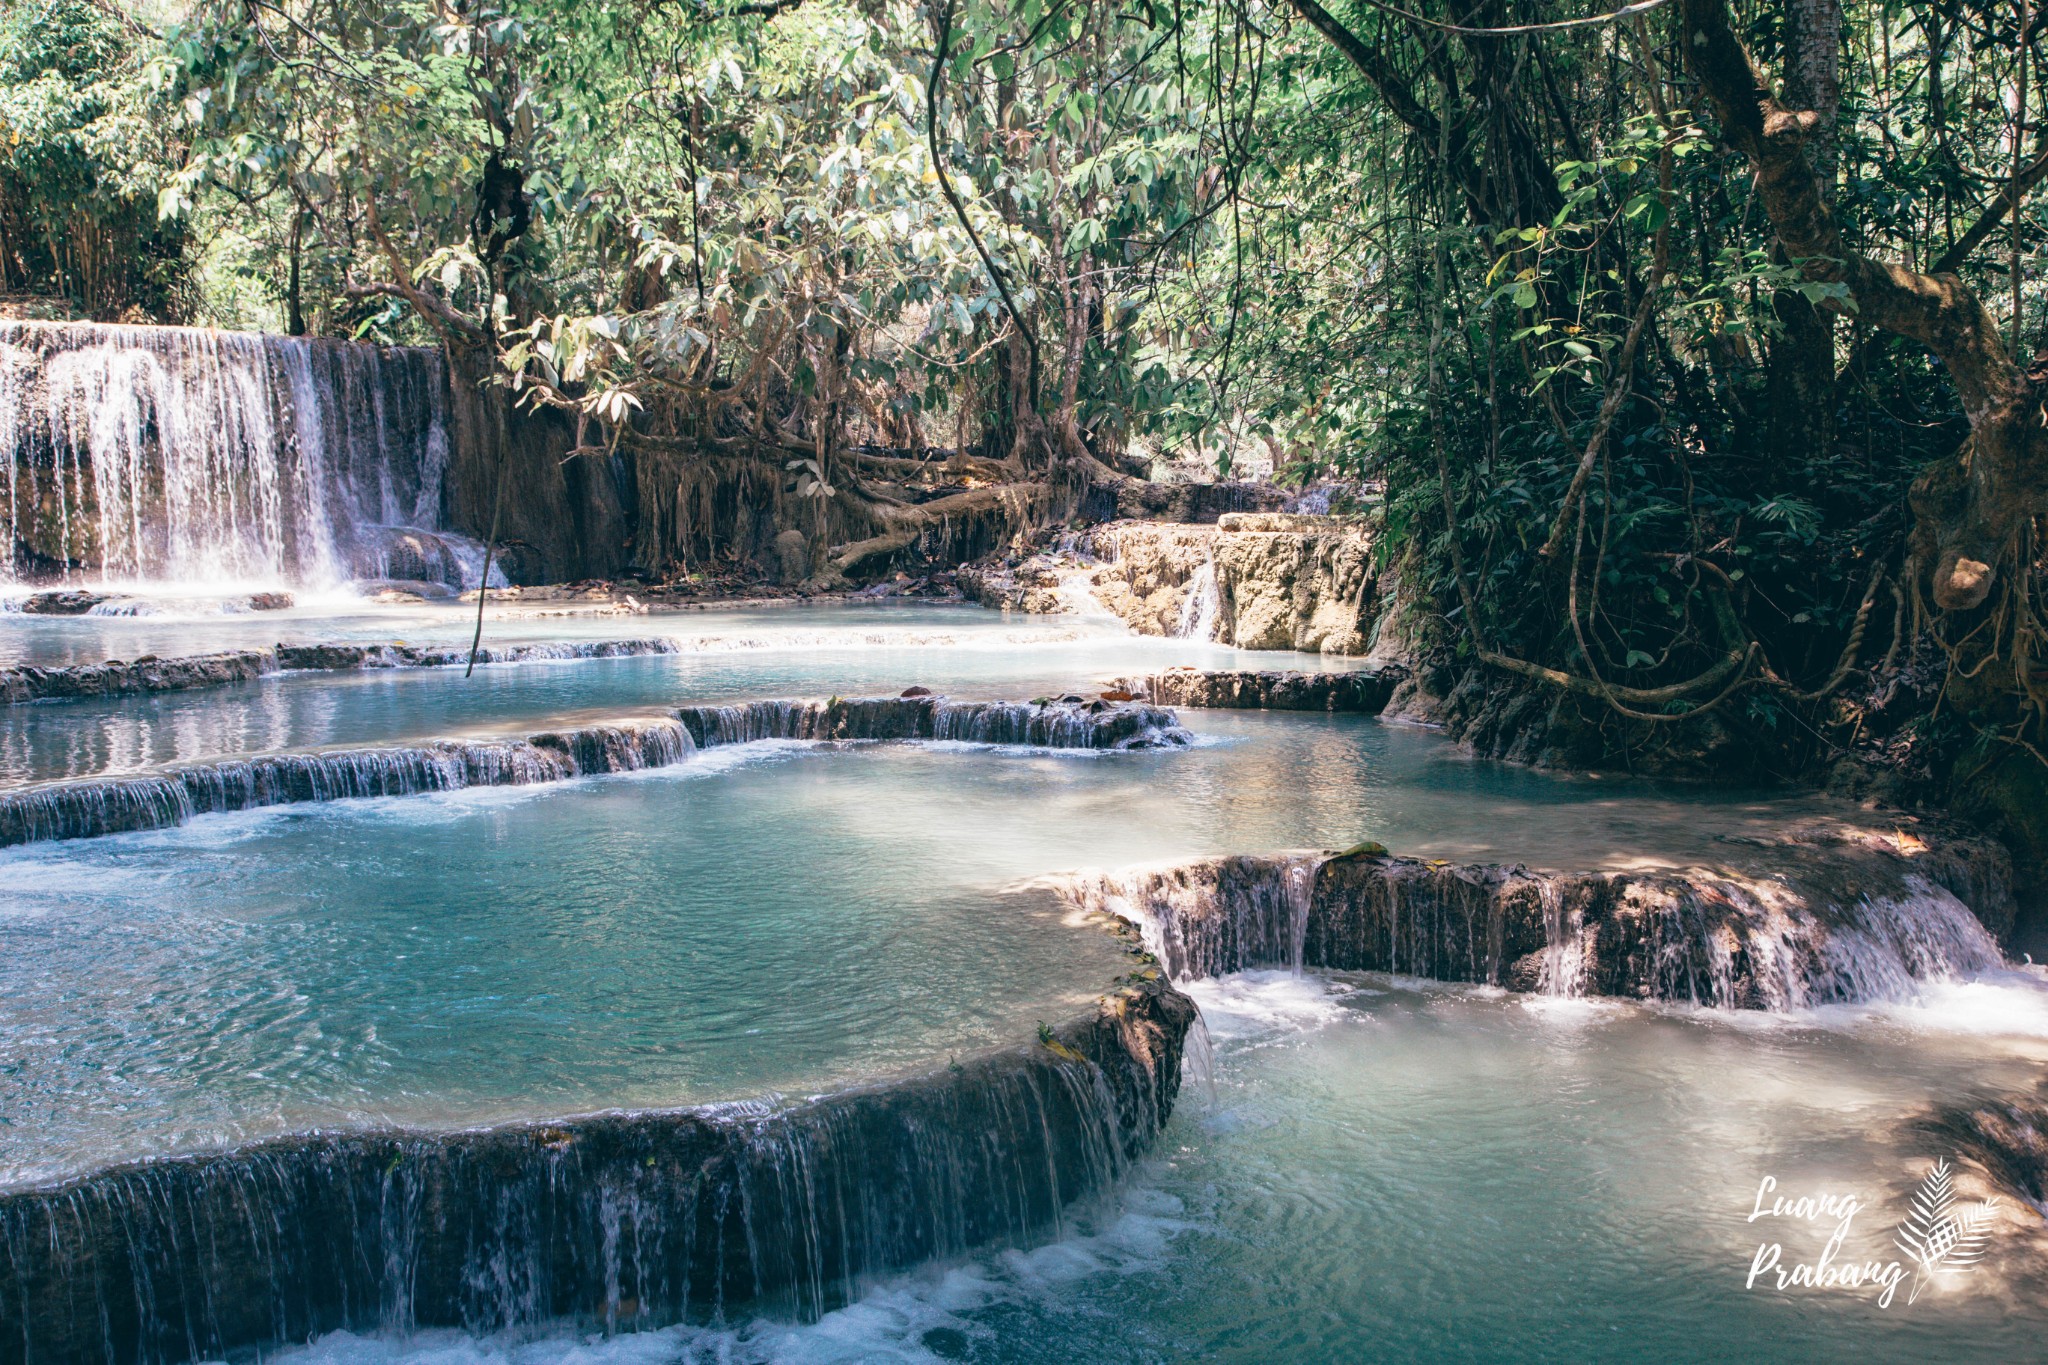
[970,517,1382,654]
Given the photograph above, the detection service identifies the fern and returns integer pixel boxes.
[1896,1158,2000,1303]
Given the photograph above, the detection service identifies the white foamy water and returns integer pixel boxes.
[0,321,498,593]
[3,598,2042,1361]
[253,971,2048,1364]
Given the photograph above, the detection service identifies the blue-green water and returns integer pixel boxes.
[3,601,2044,1362]
[0,598,1079,668]
[0,600,1374,783]
[248,970,2048,1364]
[2,712,1853,1184]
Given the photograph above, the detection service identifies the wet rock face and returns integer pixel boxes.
[676,695,1191,751]
[0,321,467,589]
[1210,523,1378,652]
[0,973,1195,1365]
[1062,822,2016,1008]
[1136,667,1406,714]
[15,591,106,615]
[0,650,277,704]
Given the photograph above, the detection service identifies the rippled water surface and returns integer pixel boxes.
[256,974,2048,1364]
[0,598,1074,669]
[0,709,1995,1183]
[3,600,2043,1362]
[0,600,1381,783]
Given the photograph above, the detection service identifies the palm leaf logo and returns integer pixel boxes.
[1894,1158,1999,1304]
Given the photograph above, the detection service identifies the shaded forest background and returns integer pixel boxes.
[5,0,2047,838]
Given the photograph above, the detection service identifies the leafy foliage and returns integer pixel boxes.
[0,1,187,316]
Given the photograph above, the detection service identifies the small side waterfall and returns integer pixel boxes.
[1057,838,2011,1009]
[1174,558,1221,641]
[1060,855,1323,980]
[0,320,493,590]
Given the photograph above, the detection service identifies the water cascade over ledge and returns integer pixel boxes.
[0,966,1196,1365]
[1057,829,2017,1009]
[0,696,1190,846]
[0,321,493,590]
[676,694,1191,750]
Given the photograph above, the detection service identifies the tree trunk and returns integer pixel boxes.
[1679,0,2043,614]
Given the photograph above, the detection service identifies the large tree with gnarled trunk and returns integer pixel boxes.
[1679,0,2043,620]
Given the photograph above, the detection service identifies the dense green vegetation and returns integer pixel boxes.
[8,0,2046,788]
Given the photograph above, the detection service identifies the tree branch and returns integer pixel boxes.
[1678,0,2018,422]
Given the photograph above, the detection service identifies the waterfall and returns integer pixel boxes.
[676,695,1192,751]
[1533,880,1590,997]
[1174,558,1221,641]
[0,320,495,591]
[1056,843,2010,1009]
[0,718,697,847]
[0,964,1196,1365]
[1058,855,1325,980]
[0,696,1193,846]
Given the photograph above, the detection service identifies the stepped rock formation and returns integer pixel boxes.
[677,694,1190,750]
[0,957,1195,1364]
[1134,666,1406,713]
[0,695,1190,846]
[1061,821,2016,1009]
[0,648,276,704]
[0,637,683,705]
[964,513,1382,654]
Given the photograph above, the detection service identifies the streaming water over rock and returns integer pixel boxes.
[1174,558,1221,641]
[0,975,1194,1365]
[677,695,1191,750]
[0,695,1191,845]
[1059,831,2013,1008]
[0,717,696,846]
[0,321,493,590]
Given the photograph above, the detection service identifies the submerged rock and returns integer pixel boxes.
[15,590,106,615]
[0,650,277,704]
[1919,1087,2048,1214]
